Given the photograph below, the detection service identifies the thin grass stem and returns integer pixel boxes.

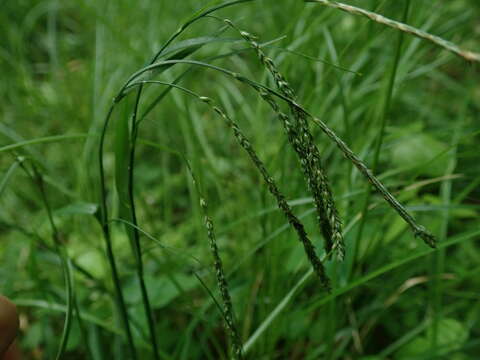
[0,134,87,153]
[124,85,161,360]
[117,6,258,355]
[20,162,75,360]
[352,0,411,274]
[98,104,138,359]
[119,58,436,247]
[126,79,330,290]
[222,18,345,261]
[183,159,243,360]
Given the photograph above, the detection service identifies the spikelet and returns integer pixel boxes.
[225,20,345,260]
[188,167,243,360]
[199,96,331,290]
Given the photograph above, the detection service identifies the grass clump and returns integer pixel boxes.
[1,0,479,359]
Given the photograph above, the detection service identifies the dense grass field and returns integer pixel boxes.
[1,0,479,359]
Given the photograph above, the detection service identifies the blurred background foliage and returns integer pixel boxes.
[1,0,479,359]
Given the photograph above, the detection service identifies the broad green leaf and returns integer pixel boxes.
[396,317,469,359]
[390,132,449,177]
[124,274,198,309]
[395,337,430,359]
[427,318,469,351]
[75,250,107,279]
[55,202,99,216]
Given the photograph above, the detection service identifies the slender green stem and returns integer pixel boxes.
[73,298,96,360]
[0,134,87,153]
[0,159,22,196]
[121,58,435,247]
[138,35,287,125]
[117,5,259,356]
[97,7,259,358]
[243,228,480,354]
[182,159,243,360]
[223,18,344,261]
[124,78,329,354]
[151,0,254,63]
[55,257,74,360]
[430,76,470,354]
[326,261,338,360]
[125,86,161,360]
[98,104,138,359]
[22,163,74,360]
[126,79,330,290]
[352,0,411,274]
[0,219,104,288]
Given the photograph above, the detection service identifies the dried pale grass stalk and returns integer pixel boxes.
[306,0,480,63]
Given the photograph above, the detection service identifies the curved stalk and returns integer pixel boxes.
[98,104,138,359]
[118,58,436,247]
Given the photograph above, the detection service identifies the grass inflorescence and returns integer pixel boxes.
[224,18,345,261]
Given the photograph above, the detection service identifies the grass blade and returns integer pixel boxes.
[0,134,87,153]
[243,228,480,353]
[18,162,75,359]
[126,79,330,290]
[122,58,436,247]
[351,0,411,276]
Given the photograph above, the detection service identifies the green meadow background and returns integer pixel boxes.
[1,0,479,359]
